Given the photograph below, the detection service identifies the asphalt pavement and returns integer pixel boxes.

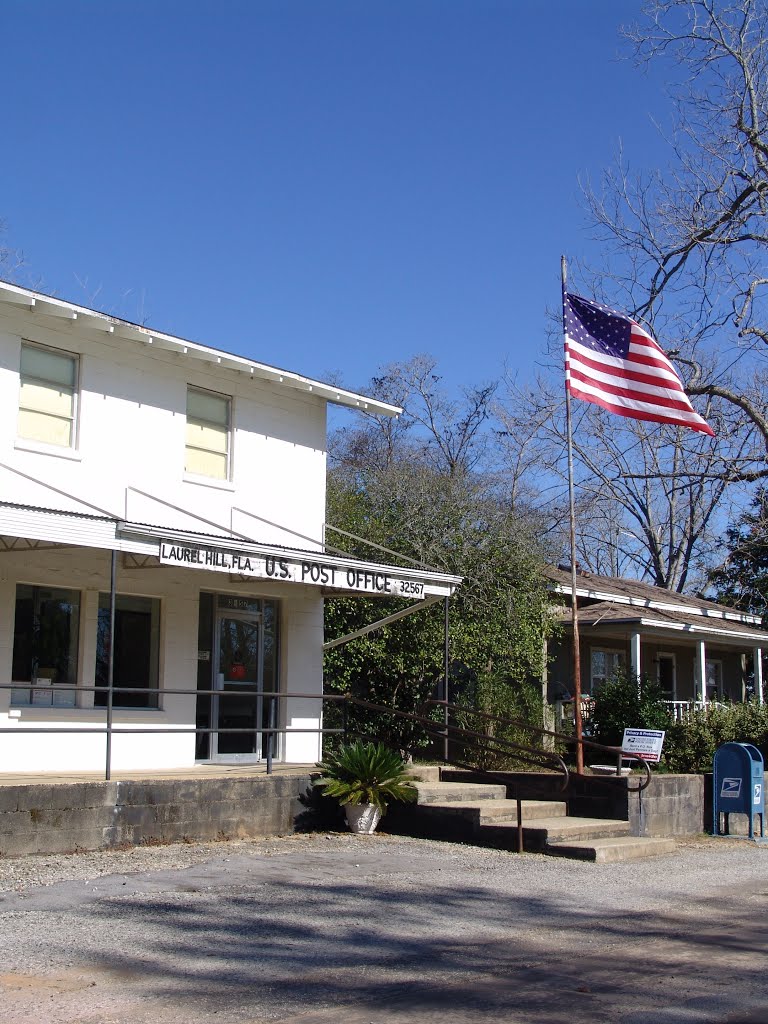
[0,832,766,1023]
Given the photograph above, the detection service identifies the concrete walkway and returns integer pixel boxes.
[0,763,315,786]
[0,832,766,1023]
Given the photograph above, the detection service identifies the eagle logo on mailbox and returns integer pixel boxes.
[721,778,742,798]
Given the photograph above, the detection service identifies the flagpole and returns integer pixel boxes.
[561,255,584,774]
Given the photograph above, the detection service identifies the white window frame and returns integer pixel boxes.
[185,385,232,482]
[17,340,80,450]
[11,583,81,707]
[656,651,677,700]
[590,647,624,694]
[705,658,723,700]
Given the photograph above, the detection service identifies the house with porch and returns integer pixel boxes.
[0,279,460,775]
[545,566,767,719]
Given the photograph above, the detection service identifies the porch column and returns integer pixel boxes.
[695,640,707,703]
[630,632,641,681]
[754,648,764,706]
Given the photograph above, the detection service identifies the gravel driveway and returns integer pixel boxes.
[0,832,766,1023]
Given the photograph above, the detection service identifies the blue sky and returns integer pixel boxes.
[2,1,671,401]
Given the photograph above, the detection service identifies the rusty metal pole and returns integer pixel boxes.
[443,596,450,763]
[562,256,584,775]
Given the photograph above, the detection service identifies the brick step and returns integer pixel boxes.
[545,836,677,863]
[414,782,507,804]
[409,766,442,783]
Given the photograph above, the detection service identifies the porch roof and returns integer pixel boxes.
[553,600,768,646]
[545,566,763,627]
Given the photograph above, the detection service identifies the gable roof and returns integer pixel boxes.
[544,565,763,628]
[0,279,400,418]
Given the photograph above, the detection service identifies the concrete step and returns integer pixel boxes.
[478,816,631,853]
[423,798,567,822]
[545,835,677,863]
[478,799,567,822]
[414,781,507,804]
[409,765,442,783]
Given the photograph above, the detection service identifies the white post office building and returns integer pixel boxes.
[0,281,459,774]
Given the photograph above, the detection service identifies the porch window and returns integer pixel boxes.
[590,648,624,693]
[11,584,80,707]
[657,653,676,699]
[95,594,161,708]
[18,342,78,448]
[185,386,231,480]
[706,659,723,701]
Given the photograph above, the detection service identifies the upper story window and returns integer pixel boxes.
[185,386,231,480]
[18,342,78,448]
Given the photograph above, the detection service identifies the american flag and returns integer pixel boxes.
[563,292,714,436]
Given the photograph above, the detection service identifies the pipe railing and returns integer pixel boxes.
[0,682,652,792]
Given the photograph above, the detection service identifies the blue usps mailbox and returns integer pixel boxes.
[713,742,764,839]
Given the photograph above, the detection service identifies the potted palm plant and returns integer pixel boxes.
[314,740,419,834]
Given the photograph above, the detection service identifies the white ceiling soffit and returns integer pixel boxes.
[0,280,401,419]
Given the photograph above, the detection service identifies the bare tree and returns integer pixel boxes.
[582,0,768,457]
[331,355,497,478]
[498,372,760,591]
[0,220,24,282]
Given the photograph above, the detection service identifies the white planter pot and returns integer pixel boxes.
[344,803,382,834]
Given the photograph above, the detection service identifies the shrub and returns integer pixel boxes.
[314,741,418,815]
[454,672,550,771]
[663,702,768,773]
[590,671,671,749]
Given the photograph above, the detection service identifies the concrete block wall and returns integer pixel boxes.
[0,774,313,857]
[629,774,705,837]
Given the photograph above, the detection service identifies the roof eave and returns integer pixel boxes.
[0,280,401,419]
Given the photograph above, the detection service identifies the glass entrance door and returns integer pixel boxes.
[213,614,262,761]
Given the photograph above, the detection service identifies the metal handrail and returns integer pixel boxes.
[340,695,571,855]
[426,697,652,793]
[0,681,652,793]
[343,694,571,790]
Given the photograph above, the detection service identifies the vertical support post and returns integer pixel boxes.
[630,632,641,685]
[443,596,450,764]
[266,693,275,775]
[105,548,117,781]
[754,647,764,706]
[516,795,523,854]
[696,640,707,704]
[342,695,349,743]
[562,256,584,774]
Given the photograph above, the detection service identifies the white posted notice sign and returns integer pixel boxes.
[622,728,665,763]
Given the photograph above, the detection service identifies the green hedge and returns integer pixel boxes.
[590,673,669,748]
[590,672,768,774]
[663,703,768,774]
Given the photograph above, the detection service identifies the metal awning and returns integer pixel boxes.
[0,502,461,600]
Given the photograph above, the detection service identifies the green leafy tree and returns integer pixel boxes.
[323,360,555,756]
